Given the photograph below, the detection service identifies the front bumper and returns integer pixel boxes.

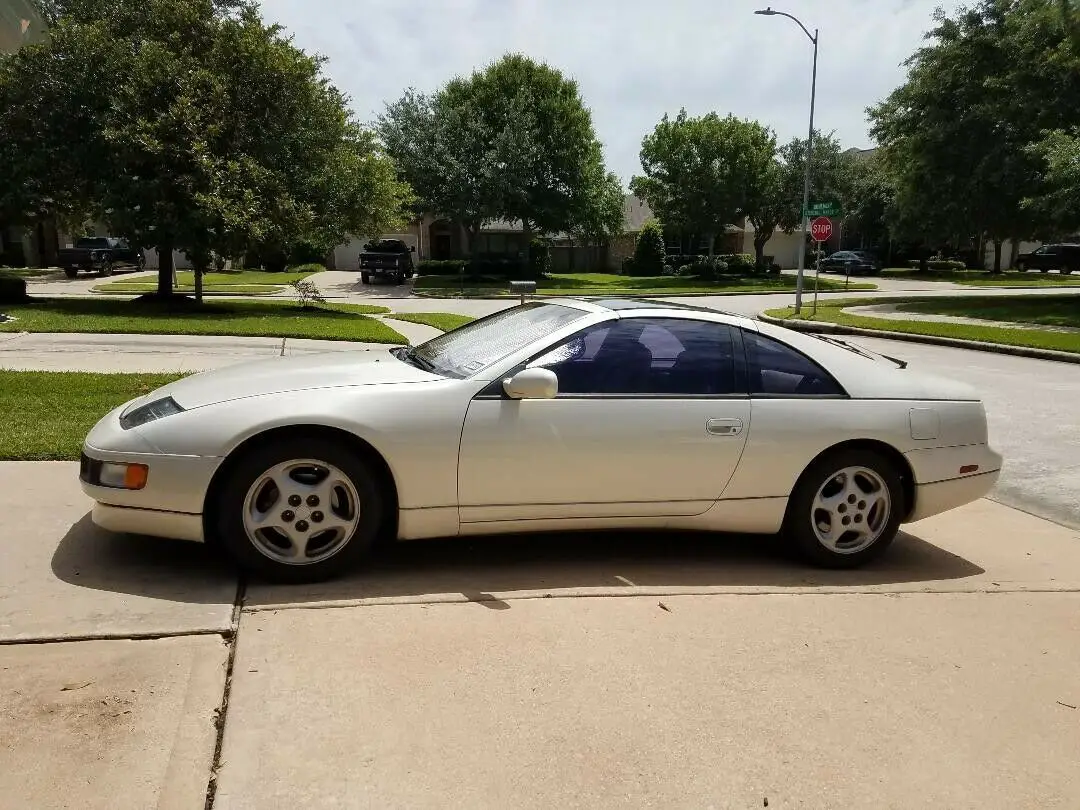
[92,502,204,543]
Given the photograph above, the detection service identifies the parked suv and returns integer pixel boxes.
[1015,244,1080,274]
[359,239,415,285]
[58,236,145,278]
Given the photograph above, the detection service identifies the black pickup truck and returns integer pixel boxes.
[58,237,145,278]
[359,239,415,285]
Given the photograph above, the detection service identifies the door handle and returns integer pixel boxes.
[706,418,744,436]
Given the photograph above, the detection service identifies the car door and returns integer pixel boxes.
[457,316,752,523]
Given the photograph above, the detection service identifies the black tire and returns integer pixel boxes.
[100,260,114,276]
[360,272,370,284]
[213,436,384,583]
[1063,268,1074,275]
[64,267,78,279]
[783,447,904,568]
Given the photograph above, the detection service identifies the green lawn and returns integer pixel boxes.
[898,295,1080,329]
[388,312,476,332]
[0,297,405,343]
[883,268,1080,287]
[93,268,316,294]
[415,272,875,298]
[94,283,282,296]
[0,370,183,460]
[0,267,55,279]
[765,296,1080,354]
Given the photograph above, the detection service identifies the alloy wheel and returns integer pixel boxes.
[242,459,361,565]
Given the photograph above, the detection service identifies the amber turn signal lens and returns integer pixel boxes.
[124,464,149,490]
[959,465,979,475]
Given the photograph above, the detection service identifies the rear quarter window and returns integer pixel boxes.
[746,331,846,397]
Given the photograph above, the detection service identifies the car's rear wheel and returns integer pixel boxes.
[215,437,383,582]
[100,260,114,276]
[360,272,370,284]
[784,448,903,568]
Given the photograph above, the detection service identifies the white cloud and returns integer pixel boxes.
[259,0,961,184]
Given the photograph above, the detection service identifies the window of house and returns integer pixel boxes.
[529,317,739,396]
[745,331,845,397]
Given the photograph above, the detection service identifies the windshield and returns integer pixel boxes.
[76,237,110,248]
[407,302,586,378]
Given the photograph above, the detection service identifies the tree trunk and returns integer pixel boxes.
[753,229,772,267]
[706,232,716,257]
[194,266,204,304]
[992,239,1003,273]
[1009,239,1021,270]
[156,242,174,296]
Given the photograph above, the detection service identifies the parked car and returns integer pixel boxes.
[359,239,415,285]
[1015,244,1080,274]
[58,236,145,278]
[80,298,1001,582]
[819,250,882,275]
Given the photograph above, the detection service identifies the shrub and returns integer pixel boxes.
[290,280,326,309]
[621,257,636,276]
[418,259,468,276]
[662,264,674,276]
[633,220,666,276]
[528,239,551,279]
[717,253,757,273]
[0,274,28,303]
[769,263,782,276]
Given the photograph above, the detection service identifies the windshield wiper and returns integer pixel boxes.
[394,346,437,372]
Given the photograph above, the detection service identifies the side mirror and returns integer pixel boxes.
[503,368,558,400]
[410,245,416,252]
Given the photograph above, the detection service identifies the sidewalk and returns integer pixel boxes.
[844,302,1080,334]
[2,462,1079,808]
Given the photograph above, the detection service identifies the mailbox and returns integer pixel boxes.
[508,280,537,304]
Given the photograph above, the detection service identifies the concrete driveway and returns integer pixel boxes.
[2,462,1079,808]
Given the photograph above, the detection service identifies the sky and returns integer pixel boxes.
[258,0,963,184]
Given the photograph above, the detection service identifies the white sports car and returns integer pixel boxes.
[80,298,1002,582]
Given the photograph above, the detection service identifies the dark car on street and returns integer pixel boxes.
[1015,244,1080,274]
[58,237,145,278]
[819,250,882,276]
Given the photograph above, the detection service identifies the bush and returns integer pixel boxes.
[0,274,28,303]
[717,253,757,273]
[418,259,468,276]
[621,257,636,276]
[528,239,551,279]
[632,220,666,276]
[769,263,782,276]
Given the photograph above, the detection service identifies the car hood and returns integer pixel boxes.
[141,349,441,410]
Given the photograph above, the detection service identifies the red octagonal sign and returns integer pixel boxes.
[811,216,833,242]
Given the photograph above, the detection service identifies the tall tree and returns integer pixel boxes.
[870,0,1080,270]
[378,54,621,250]
[0,0,408,296]
[630,111,776,255]
[742,131,856,264]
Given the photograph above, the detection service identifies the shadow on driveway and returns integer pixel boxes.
[52,514,983,606]
[50,515,235,604]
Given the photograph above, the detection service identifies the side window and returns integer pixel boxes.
[530,317,738,396]
[746,331,845,397]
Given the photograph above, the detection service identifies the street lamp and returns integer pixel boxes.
[755,6,818,314]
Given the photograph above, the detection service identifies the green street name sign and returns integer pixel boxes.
[805,201,842,218]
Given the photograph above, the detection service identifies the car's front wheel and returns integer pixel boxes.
[784,448,903,568]
[64,267,78,278]
[360,272,370,284]
[214,437,384,582]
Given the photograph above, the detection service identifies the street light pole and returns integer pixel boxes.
[755,7,819,314]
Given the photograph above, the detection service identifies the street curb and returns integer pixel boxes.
[758,313,1080,365]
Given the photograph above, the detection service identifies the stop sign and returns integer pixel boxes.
[811,216,833,242]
